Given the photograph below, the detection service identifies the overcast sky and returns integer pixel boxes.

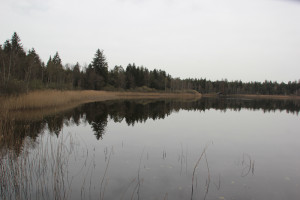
[1,0,299,82]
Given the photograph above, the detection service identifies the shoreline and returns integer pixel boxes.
[1,90,300,119]
[229,94,300,100]
[202,93,300,100]
[0,90,299,122]
[2,90,300,112]
[0,90,202,112]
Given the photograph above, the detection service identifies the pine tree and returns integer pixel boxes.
[72,62,81,88]
[9,32,26,81]
[11,32,24,54]
[91,49,108,88]
[24,48,43,90]
[52,52,62,65]
[3,40,11,53]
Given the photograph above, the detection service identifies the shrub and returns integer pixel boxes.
[0,79,27,95]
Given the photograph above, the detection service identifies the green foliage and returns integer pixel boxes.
[91,49,108,89]
[72,62,81,89]
[28,79,44,90]
[108,65,125,88]
[11,32,24,54]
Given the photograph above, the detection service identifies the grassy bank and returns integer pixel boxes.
[3,90,299,121]
[0,90,201,112]
[2,90,300,113]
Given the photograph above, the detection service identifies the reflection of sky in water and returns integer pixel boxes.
[60,108,300,200]
[2,99,300,200]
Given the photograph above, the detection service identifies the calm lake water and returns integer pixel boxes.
[1,98,300,200]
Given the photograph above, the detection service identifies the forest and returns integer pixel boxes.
[1,32,300,95]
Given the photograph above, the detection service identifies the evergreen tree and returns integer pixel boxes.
[52,52,62,65]
[1,32,300,95]
[11,32,24,54]
[3,40,11,53]
[24,48,43,90]
[109,65,125,88]
[10,32,26,80]
[45,52,64,87]
[91,49,108,88]
[72,62,81,88]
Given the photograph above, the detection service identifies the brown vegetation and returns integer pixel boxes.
[0,90,201,148]
[0,90,201,112]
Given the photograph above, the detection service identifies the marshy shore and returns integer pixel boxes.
[2,90,300,113]
[0,90,202,112]
[1,90,300,121]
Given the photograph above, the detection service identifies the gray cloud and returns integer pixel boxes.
[1,0,299,82]
[6,0,50,15]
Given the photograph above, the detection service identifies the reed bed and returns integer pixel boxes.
[0,133,72,200]
[0,90,201,112]
[0,129,214,200]
[1,90,117,111]
[0,132,110,200]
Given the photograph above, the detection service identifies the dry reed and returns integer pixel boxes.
[0,133,75,200]
[1,90,201,112]
[1,90,116,111]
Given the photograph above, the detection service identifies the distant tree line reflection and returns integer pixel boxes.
[1,98,300,156]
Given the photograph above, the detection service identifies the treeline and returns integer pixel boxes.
[0,32,172,94]
[1,32,300,95]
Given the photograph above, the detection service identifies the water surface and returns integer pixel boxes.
[1,98,300,200]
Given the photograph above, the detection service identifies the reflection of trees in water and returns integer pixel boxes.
[109,100,171,126]
[0,120,47,156]
[1,98,300,156]
[85,103,108,140]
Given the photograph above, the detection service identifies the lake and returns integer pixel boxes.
[1,97,300,200]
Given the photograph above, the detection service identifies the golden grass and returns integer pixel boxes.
[0,90,202,135]
[2,90,299,121]
[0,90,202,112]
[0,90,201,155]
[1,90,113,111]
